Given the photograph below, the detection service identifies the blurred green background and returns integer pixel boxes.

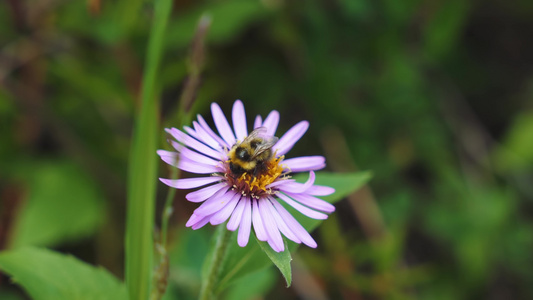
[1,0,533,299]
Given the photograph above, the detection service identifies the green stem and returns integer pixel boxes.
[199,227,233,300]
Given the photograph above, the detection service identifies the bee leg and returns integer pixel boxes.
[252,166,263,178]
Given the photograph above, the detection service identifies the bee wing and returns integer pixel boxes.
[246,127,279,159]
[251,137,278,158]
[241,127,268,143]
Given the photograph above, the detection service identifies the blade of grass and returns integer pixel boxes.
[125,0,173,300]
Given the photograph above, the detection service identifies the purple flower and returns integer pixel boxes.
[158,100,335,252]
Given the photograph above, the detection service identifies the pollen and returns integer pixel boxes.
[226,156,285,197]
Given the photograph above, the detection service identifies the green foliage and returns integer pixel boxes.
[1,0,533,299]
[162,228,210,299]
[166,0,269,48]
[9,161,105,249]
[256,239,292,286]
[224,268,276,300]
[494,112,533,171]
[423,0,471,61]
[0,247,127,300]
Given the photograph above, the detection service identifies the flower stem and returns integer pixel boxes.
[160,167,179,247]
[199,226,232,300]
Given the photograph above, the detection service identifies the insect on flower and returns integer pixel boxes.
[158,100,335,252]
[227,127,278,178]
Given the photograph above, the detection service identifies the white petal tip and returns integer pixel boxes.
[238,238,249,247]
[306,242,318,248]
[323,205,336,213]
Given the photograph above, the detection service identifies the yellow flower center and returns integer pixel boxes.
[226,156,286,199]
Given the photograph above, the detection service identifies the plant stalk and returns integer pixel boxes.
[198,227,232,300]
[125,0,172,299]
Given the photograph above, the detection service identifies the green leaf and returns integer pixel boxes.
[494,112,533,171]
[124,0,172,299]
[298,171,371,201]
[289,171,373,233]
[256,238,292,286]
[0,247,127,300]
[214,171,371,292]
[224,268,276,300]
[423,0,470,61]
[10,161,105,249]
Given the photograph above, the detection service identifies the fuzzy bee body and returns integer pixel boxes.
[228,127,278,178]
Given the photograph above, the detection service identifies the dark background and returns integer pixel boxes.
[1,0,533,299]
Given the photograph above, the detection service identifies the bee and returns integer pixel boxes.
[228,127,279,178]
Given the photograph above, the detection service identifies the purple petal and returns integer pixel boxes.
[266,179,295,189]
[159,153,220,174]
[157,150,178,166]
[283,156,325,172]
[254,115,262,129]
[170,141,184,152]
[266,197,300,243]
[306,185,335,196]
[238,198,252,247]
[159,176,221,189]
[166,128,223,160]
[211,103,236,146]
[179,147,220,166]
[191,215,212,230]
[284,192,335,213]
[278,171,316,194]
[262,110,280,136]
[252,199,268,241]
[274,121,309,156]
[194,189,236,216]
[186,213,202,227]
[232,100,248,141]
[267,240,279,253]
[197,114,229,148]
[193,121,222,150]
[183,126,199,140]
[259,199,284,252]
[185,182,228,203]
[271,200,317,248]
[227,198,246,231]
[277,193,328,220]
[157,149,176,157]
[210,193,241,225]
[177,157,221,174]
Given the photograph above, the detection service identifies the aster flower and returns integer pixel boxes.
[158,100,335,252]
